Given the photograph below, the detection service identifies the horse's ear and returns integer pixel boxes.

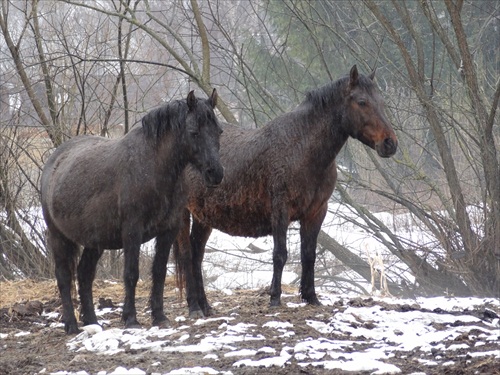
[368,68,376,81]
[209,88,218,109]
[187,90,196,110]
[349,65,359,87]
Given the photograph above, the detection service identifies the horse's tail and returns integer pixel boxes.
[69,244,79,298]
[173,209,191,300]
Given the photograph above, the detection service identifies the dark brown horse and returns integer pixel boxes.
[41,90,223,334]
[174,66,398,318]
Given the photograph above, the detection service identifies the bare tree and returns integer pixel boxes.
[1,0,498,297]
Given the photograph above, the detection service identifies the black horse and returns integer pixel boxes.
[174,66,398,317]
[41,90,223,334]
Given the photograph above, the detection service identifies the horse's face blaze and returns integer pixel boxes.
[185,89,224,187]
[344,66,398,158]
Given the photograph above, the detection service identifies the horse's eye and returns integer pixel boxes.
[358,100,367,107]
[190,131,200,138]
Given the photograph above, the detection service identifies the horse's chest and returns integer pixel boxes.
[287,168,336,219]
[143,190,185,228]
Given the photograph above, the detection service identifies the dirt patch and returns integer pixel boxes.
[0,280,499,375]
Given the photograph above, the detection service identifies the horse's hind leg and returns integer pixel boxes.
[47,226,80,334]
[270,208,289,307]
[150,230,175,327]
[77,247,104,326]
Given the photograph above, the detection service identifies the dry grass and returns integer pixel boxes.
[0,277,179,309]
[0,279,59,308]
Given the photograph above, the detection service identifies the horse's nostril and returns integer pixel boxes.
[204,166,224,186]
[205,168,217,181]
[384,138,397,152]
[379,137,397,157]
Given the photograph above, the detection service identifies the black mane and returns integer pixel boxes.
[304,74,375,110]
[142,99,188,141]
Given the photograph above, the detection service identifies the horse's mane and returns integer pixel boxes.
[142,100,188,141]
[303,74,374,110]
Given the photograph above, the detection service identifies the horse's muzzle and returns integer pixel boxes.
[377,137,398,158]
[203,165,224,187]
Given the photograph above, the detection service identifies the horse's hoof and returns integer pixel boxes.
[269,298,281,307]
[305,295,322,306]
[65,320,81,335]
[201,303,214,317]
[81,318,99,326]
[152,317,170,328]
[80,311,99,325]
[204,307,215,317]
[124,319,142,329]
[65,325,81,335]
[189,309,205,319]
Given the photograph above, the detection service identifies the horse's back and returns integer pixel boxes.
[43,135,109,177]
[42,135,108,206]
[42,134,117,204]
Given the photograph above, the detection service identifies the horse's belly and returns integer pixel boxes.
[188,187,326,238]
[191,203,273,238]
[54,215,123,249]
[53,211,174,250]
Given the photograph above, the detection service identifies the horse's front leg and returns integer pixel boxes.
[121,230,142,328]
[78,247,104,326]
[270,199,289,307]
[150,230,176,327]
[190,218,213,317]
[299,205,328,306]
[173,210,202,318]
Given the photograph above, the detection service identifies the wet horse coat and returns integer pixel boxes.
[41,90,223,334]
[175,66,398,317]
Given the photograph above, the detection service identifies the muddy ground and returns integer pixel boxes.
[0,279,498,375]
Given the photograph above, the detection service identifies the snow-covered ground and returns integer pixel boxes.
[30,294,498,375]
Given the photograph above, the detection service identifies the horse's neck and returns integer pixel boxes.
[284,105,348,168]
[154,135,189,183]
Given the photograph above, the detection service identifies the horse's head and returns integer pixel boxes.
[184,89,224,187]
[343,65,398,158]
